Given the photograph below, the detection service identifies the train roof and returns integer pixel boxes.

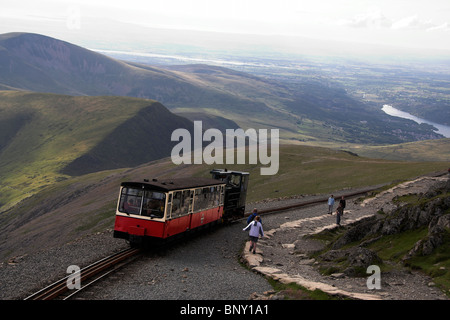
[210,169,249,175]
[121,177,225,192]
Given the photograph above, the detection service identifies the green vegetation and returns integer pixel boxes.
[194,144,447,203]
[74,201,117,233]
[266,278,344,300]
[349,138,450,162]
[308,186,450,296]
[371,227,449,295]
[406,232,450,293]
[369,228,428,261]
[312,225,449,295]
[0,91,192,212]
[388,190,450,293]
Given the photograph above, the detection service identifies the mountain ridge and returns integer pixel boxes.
[0,32,444,146]
[0,32,277,114]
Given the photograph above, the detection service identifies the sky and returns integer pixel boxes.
[1,0,450,53]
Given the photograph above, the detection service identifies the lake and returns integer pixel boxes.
[382,105,450,138]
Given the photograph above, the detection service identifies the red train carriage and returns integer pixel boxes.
[113,177,226,245]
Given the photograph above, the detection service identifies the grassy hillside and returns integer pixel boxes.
[348,138,450,162]
[1,143,446,261]
[0,91,193,212]
[193,144,448,201]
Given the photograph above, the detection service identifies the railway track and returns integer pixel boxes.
[241,187,377,220]
[24,247,140,300]
[244,170,448,219]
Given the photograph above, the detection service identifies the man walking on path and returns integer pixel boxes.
[247,208,261,225]
[339,196,346,214]
[327,195,335,214]
[336,203,343,226]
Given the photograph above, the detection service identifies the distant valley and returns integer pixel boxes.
[0,32,445,146]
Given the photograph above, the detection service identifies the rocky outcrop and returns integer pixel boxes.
[319,247,382,276]
[404,213,450,259]
[331,215,382,250]
[323,178,449,267]
[242,176,449,300]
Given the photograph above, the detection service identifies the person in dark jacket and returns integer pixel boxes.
[247,208,261,225]
[336,203,343,226]
[339,196,346,214]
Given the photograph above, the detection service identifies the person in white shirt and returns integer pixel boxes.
[327,195,335,214]
[243,216,264,254]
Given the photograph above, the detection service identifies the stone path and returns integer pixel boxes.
[242,176,449,300]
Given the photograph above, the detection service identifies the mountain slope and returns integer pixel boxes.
[61,103,194,175]
[349,138,450,162]
[0,32,283,123]
[0,32,187,96]
[0,32,443,146]
[0,91,193,212]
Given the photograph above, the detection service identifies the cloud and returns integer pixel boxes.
[391,15,450,32]
[338,10,392,29]
[426,22,450,32]
[339,10,449,33]
[391,15,433,30]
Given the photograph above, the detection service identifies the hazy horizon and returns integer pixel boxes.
[2,0,450,60]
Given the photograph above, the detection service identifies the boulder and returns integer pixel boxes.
[405,214,450,259]
[318,247,382,276]
[331,216,380,250]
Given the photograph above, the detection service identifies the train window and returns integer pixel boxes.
[219,186,225,205]
[204,187,212,208]
[119,187,143,215]
[171,191,181,216]
[241,175,248,191]
[181,190,190,214]
[193,187,211,212]
[229,174,242,187]
[171,190,189,217]
[193,188,203,212]
[192,185,224,213]
[193,189,200,212]
[142,191,166,218]
[188,190,194,213]
[211,186,218,205]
